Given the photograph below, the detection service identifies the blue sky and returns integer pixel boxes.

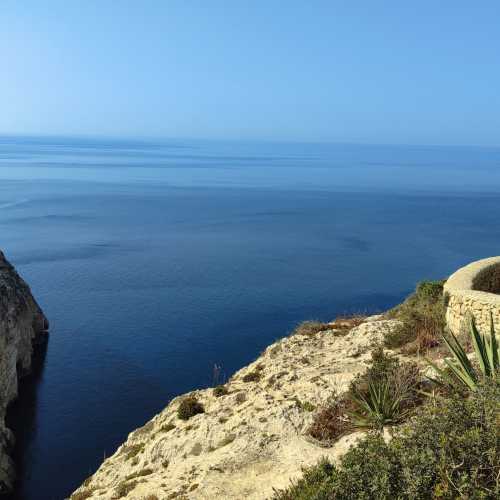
[2,1,500,145]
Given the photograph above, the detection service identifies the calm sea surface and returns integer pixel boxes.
[1,136,500,499]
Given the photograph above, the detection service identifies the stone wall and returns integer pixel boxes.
[444,256,500,336]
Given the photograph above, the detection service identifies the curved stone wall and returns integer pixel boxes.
[444,256,500,336]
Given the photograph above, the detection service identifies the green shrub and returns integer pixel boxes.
[347,350,421,429]
[113,479,138,498]
[242,370,261,383]
[273,379,500,499]
[385,280,446,352]
[309,350,421,442]
[295,399,316,412]
[272,459,336,500]
[349,347,399,394]
[177,395,204,420]
[159,422,175,433]
[213,384,228,397]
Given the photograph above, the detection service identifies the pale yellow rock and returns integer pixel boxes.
[71,317,401,500]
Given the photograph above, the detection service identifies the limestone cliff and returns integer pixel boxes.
[0,250,48,494]
[71,317,401,500]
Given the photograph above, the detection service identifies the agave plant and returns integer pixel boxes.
[428,313,499,391]
[348,380,409,429]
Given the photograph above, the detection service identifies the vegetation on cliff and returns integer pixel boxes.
[274,290,500,500]
[274,377,499,500]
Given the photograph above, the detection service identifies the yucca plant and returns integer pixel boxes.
[428,313,499,391]
[348,380,409,429]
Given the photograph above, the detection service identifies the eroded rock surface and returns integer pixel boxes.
[72,316,400,500]
[0,250,48,494]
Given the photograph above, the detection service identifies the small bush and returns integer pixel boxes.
[291,321,330,337]
[385,280,446,352]
[295,399,316,412]
[213,384,228,397]
[120,443,144,461]
[177,396,204,420]
[308,397,352,443]
[274,379,500,499]
[308,350,421,442]
[113,480,138,499]
[272,459,336,500]
[242,370,261,383]
[349,347,399,394]
[347,349,422,429]
[159,422,175,433]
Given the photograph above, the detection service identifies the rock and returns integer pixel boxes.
[71,317,400,499]
[0,250,48,494]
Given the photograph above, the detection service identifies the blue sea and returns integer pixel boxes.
[1,136,500,500]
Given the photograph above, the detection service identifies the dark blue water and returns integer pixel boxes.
[1,136,500,500]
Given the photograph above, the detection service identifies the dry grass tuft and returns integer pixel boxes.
[291,320,331,337]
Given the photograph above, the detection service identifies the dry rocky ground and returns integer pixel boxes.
[71,316,403,500]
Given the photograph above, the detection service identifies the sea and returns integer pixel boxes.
[1,135,500,499]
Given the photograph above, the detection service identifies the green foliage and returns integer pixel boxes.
[385,280,446,351]
[347,348,421,429]
[274,379,500,499]
[416,280,445,301]
[348,380,408,429]
[177,395,204,420]
[294,398,316,412]
[113,479,138,498]
[309,350,421,442]
[159,422,175,433]
[272,459,336,500]
[429,314,499,391]
[349,347,399,393]
[242,370,261,382]
[213,384,228,397]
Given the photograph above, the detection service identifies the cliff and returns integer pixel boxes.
[71,316,401,499]
[0,250,48,494]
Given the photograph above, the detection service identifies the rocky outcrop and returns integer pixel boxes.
[71,316,400,500]
[0,250,48,494]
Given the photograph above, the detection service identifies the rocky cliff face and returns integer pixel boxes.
[71,316,400,500]
[0,250,48,494]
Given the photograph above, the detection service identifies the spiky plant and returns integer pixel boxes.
[348,380,409,429]
[428,313,499,391]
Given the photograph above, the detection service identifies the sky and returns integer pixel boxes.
[1,1,500,145]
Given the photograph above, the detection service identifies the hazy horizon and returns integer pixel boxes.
[3,1,500,146]
[2,132,500,151]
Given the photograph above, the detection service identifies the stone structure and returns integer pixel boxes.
[0,251,48,494]
[444,256,500,336]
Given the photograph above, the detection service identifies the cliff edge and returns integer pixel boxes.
[0,250,48,494]
[71,316,401,499]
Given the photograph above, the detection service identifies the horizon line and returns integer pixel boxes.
[1,131,500,151]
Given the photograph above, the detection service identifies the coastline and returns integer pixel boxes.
[0,252,48,495]
[70,316,402,499]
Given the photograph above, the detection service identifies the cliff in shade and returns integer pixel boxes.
[0,250,48,494]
